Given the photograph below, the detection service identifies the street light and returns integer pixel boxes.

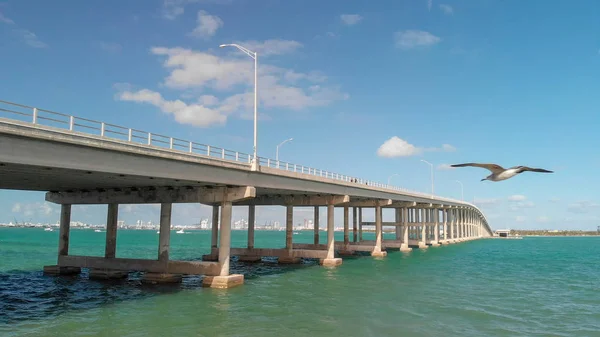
[420,159,434,198]
[387,173,400,186]
[455,180,464,201]
[219,43,258,171]
[276,137,293,163]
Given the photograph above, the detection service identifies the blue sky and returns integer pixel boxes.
[1,0,599,230]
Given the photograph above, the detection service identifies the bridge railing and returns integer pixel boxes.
[0,99,484,214]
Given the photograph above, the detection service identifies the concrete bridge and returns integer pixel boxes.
[0,99,493,289]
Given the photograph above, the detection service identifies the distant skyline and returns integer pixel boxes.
[2,0,600,230]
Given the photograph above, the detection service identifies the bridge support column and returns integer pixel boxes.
[143,203,183,284]
[400,207,412,252]
[339,205,353,256]
[279,205,301,264]
[352,207,357,242]
[418,209,428,249]
[320,203,342,267]
[202,200,244,288]
[202,205,220,261]
[430,208,440,246]
[239,205,261,262]
[371,204,387,257]
[313,206,320,244]
[89,203,129,280]
[358,207,363,241]
[44,204,81,276]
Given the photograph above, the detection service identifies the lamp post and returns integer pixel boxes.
[387,173,400,186]
[420,159,434,198]
[219,43,258,171]
[455,180,464,201]
[276,137,293,167]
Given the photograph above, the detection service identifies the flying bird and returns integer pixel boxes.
[450,163,553,182]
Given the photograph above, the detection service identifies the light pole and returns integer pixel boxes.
[219,43,259,171]
[455,180,464,201]
[420,159,434,197]
[387,173,400,186]
[276,137,293,165]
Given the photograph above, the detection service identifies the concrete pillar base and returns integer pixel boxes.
[202,274,244,289]
[337,250,355,256]
[429,241,440,246]
[238,255,262,262]
[418,242,428,249]
[319,258,343,267]
[88,268,128,280]
[43,265,81,276]
[202,254,218,261]
[371,250,387,257]
[439,240,449,245]
[141,272,182,284]
[278,257,302,264]
[399,244,412,252]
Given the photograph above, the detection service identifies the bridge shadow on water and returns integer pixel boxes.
[0,255,341,327]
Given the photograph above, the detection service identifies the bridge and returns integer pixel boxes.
[0,99,493,289]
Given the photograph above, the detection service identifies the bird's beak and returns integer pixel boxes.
[480,178,486,181]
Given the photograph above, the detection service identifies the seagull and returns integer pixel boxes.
[450,163,553,182]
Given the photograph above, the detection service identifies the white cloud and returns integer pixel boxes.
[439,4,453,15]
[427,0,432,11]
[508,201,535,211]
[189,10,223,39]
[232,39,303,57]
[536,216,550,223]
[549,197,560,203]
[0,11,14,24]
[567,201,600,213]
[95,41,122,53]
[118,89,227,127]
[474,198,500,206]
[340,14,362,25]
[377,137,420,157]
[376,136,456,158]
[12,202,58,217]
[515,215,526,222]
[394,30,441,49]
[116,46,348,127]
[162,0,231,20]
[508,194,526,202]
[437,163,455,170]
[19,29,47,48]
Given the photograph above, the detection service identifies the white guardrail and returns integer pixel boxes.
[0,99,482,212]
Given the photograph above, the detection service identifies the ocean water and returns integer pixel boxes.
[1,228,600,337]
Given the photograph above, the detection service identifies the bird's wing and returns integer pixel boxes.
[451,163,505,173]
[513,166,554,173]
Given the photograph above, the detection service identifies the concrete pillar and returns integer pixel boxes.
[238,205,261,263]
[202,200,244,288]
[442,208,448,243]
[358,207,363,241]
[286,205,293,251]
[211,205,219,249]
[372,204,386,257]
[158,203,172,262]
[343,205,349,249]
[59,204,71,256]
[320,203,342,266]
[314,206,320,245]
[248,205,255,249]
[104,203,118,258]
[395,208,401,240]
[419,209,427,248]
[202,205,220,261]
[432,208,440,245]
[400,207,411,252]
[89,203,129,280]
[43,204,81,276]
[352,206,358,242]
[279,205,300,264]
[218,201,232,276]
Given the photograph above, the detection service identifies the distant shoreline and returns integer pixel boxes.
[509,230,600,237]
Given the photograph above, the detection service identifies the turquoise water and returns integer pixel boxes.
[1,228,600,336]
